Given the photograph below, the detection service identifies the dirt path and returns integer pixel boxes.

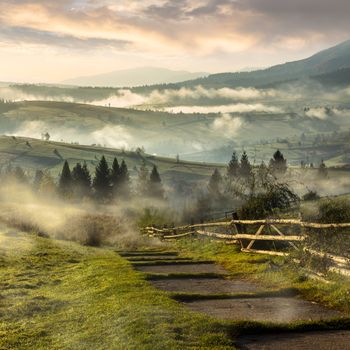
[122,250,349,349]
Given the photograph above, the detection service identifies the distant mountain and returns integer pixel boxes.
[62,67,208,88]
[134,40,350,91]
[311,68,350,87]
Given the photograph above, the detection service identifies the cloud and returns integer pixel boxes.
[0,25,129,50]
[91,125,133,149]
[212,114,243,137]
[1,0,350,82]
[164,103,283,114]
[1,0,349,55]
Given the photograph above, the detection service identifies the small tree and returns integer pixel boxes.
[227,151,240,179]
[33,170,44,192]
[13,166,28,184]
[58,161,72,197]
[269,150,287,176]
[239,151,252,178]
[39,171,57,196]
[137,161,149,197]
[72,162,91,198]
[93,156,111,200]
[149,165,164,199]
[208,168,222,197]
[110,158,120,197]
[118,160,130,198]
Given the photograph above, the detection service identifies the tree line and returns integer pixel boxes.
[2,156,165,202]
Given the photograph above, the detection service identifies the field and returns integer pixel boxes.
[0,135,223,184]
[1,100,348,165]
[2,226,350,350]
[0,228,234,350]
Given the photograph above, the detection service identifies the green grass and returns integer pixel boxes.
[3,229,350,349]
[0,229,234,349]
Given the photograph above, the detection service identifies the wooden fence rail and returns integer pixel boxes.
[142,218,350,277]
[142,218,350,254]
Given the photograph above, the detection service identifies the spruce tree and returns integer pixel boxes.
[118,160,130,198]
[58,161,72,197]
[72,162,91,198]
[13,166,27,184]
[227,151,239,178]
[239,151,252,178]
[137,161,149,197]
[269,150,287,175]
[39,171,57,195]
[110,158,120,197]
[82,162,92,189]
[93,156,111,200]
[149,165,164,199]
[208,168,222,196]
[33,170,44,192]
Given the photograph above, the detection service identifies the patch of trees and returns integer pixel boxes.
[1,155,165,203]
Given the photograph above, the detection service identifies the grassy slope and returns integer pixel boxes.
[0,135,223,181]
[0,229,233,350]
[2,229,350,349]
[0,101,343,161]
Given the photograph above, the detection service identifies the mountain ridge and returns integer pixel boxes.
[62,67,208,88]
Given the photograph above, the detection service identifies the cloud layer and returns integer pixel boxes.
[0,0,349,82]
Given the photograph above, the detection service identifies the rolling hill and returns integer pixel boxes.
[0,135,223,185]
[0,100,344,162]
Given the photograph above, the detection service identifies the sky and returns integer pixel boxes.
[0,0,349,83]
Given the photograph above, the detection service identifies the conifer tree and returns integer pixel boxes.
[110,158,120,184]
[72,162,91,198]
[13,166,27,184]
[93,156,111,200]
[118,160,130,198]
[58,160,72,197]
[227,151,240,178]
[33,170,44,192]
[239,151,252,178]
[109,158,120,197]
[137,161,149,197]
[82,162,92,188]
[149,165,164,199]
[208,168,222,196]
[269,150,287,175]
[39,171,57,195]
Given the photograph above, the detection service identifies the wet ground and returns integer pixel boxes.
[122,249,349,349]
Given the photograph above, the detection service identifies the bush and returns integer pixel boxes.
[302,190,320,201]
[303,198,350,260]
[239,183,299,219]
[318,198,350,223]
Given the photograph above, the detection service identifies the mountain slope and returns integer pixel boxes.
[134,40,350,91]
[63,67,208,88]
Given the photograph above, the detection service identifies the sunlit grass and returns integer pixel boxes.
[0,230,234,350]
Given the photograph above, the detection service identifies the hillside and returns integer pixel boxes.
[62,67,208,88]
[1,100,346,161]
[133,40,350,91]
[0,135,223,184]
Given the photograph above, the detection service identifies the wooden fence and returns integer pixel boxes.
[142,219,350,275]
